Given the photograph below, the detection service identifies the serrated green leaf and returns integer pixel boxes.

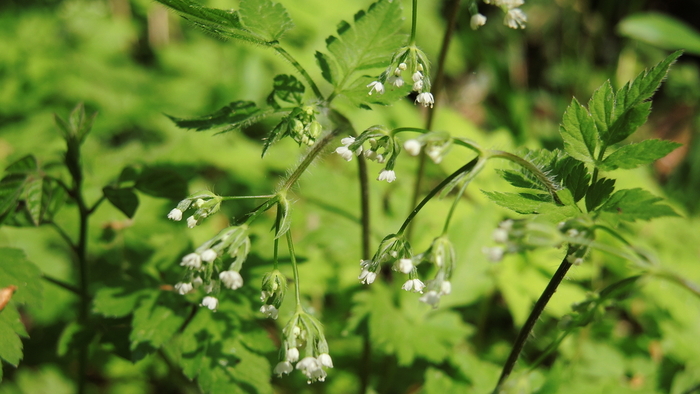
[482,191,555,214]
[130,291,188,361]
[261,117,290,157]
[154,0,268,45]
[588,80,614,141]
[603,100,651,146]
[0,248,42,307]
[23,175,44,226]
[167,101,274,133]
[600,188,678,221]
[5,155,38,174]
[239,0,293,42]
[57,322,93,357]
[560,98,599,163]
[497,169,543,190]
[266,74,305,108]
[92,286,149,318]
[615,51,681,116]
[555,157,591,203]
[315,51,338,85]
[599,139,682,171]
[134,168,188,200]
[0,318,22,366]
[619,13,700,56]
[0,174,28,222]
[0,305,28,338]
[585,177,615,212]
[323,0,405,93]
[103,186,139,218]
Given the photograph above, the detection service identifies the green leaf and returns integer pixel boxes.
[5,155,38,174]
[275,196,291,239]
[482,191,555,214]
[603,101,651,146]
[615,51,681,116]
[262,116,290,157]
[92,286,149,318]
[23,176,44,226]
[0,305,28,338]
[0,248,43,307]
[588,80,614,142]
[600,188,678,221]
[618,13,700,56]
[130,291,188,361]
[57,322,92,357]
[239,0,294,42]
[497,169,544,191]
[315,51,338,85]
[338,74,411,108]
[585,177,615,212]
[0,317,22,366]
[599,139,682,171]
[554,157,591,203]
[166,101,274,134]
[103,186,139,218]
[0,174,28,223]
[134,167,188,200]
[321,0,405,93]
[559,98,599,163]
[266,74,305,108]
[154,0,268,45]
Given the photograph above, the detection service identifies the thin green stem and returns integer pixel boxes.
[281,127,343,191]
[493,251,575,393]
[390,127,430,136]
[42,275,80,295]
[48,221,76,251]
[273,45,324,102]
[441,157,486,234]
[399,157,479,235]
[71,162,89,394]
[357,155,371,260]
[410,0,418,44]
[222,194,275,201]
[286,231,302,307]
[88,195,106,215]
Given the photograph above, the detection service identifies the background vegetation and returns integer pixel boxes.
[1,0,699,393]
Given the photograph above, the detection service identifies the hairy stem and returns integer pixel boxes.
[274,45,324,102]
[281,127,343,191]
[441,156,486,234]
[286,231,302,307]
[489,150,563,205]
[492,252,574,393]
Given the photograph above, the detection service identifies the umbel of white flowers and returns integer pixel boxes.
[367,45,435,108]
[473,0,527,30]
[274,312,334,384]
[334,126,403,183]
[167,190,223,228]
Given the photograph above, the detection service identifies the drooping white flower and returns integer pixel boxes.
[201,296,219,310]
[367,81,385,95]
[297,357,326,383]
[220,270,244,290]
[377,169,396,183]
[260,304,279,319]
[335,136,362,161]
[504,8,527,29]
[335,146,354,161]
[493,228,509,243]
[419,290,440,306]
[425,145,443,163]
[483,246,505,262]
[403,140,422,156]
[412,71,423,82]
[387,75,404,88]
[180,253,202,269]
[358,269,377,284]
[317,353,333,368]
[398,62,407,70]
[187,216,198,228]
[167,208,183,221]
[440,281,452,295]
[286,347,300,363]
[471,13,487,30]
[274,361,294,377]
[398,258,414,274]
[412,79,424,92]
[201,248,218,263]
[402,279,426,293]
[416,92,435,108]
[174,282,193,295]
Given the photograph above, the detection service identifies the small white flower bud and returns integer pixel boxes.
[412,71,423,82]
[317,353,333,368]
[359,269,377,284]
[201,249,218,263]
[201,296,218,310]
[416,92,434,108]
[260,304,279,319]
[274,361,293,377]
[180,253,202,269]
[187,216,198,228]
[286,347,300,362]
[398,258,414,274]
[440,281,452,295]
[419,290,440,307]
[377,169,396,183]
[367,80,385,95]
[174,282,193,295]
[470,13,487,30]
[412,79,424,92]
[398,62,407,70]
[403,140,422,156]
[220,270,244,290]
[167,208,183,221]
[493,228,509,243]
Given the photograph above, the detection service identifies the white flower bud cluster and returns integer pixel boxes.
[366,46,435,108]
[274,312,334,384]
[480,0,527,30]
[166,191,222,229]
[286,106,323,147]
[334,127,402,183]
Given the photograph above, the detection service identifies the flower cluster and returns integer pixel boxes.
[334,126,404,183]
[259,270,287,319]
[167,190,223,228]
[359,233,412,285]
[473,0,527,30]
[172,224,250,310]
[273,312,333,384]
[402,130,453,164]
[275,106,323,147]
[366,45,435,108]
[410,236,456,308]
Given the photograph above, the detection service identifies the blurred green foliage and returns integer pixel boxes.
[0,0,699,393]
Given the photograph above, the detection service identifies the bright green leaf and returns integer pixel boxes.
[23,176,44,226]
[482,191,555,214]
[618,13,700,56]
[266,74,305,108]
[338,74,411,108]
[0,305,28,338]
[600,188,679,221]
[166,101,274,133]
[585,177,615,212]
[92,286,149,318]
[57,322,92,357]
[554,157,591,203]
[0,248,43,307]
[497,169,543,191]
[603,101,651,146]
[0,318,22,366]
[588,80,614,142]
[103,186,139,218]
[599,139,682,171]
[239,0,294,42]
[5,155,38,174]
[315,51,338,85]
[614,51,681,116]
[134,168,188,200]
[130,291,188,361]
[560,98,599,163]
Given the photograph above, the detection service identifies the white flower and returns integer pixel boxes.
[403,140,422,156]
[167,208,183,221]
[340,136,355,145]
[274,361,294,377]
[260,304,279,319]
[425,146,443,163]
[497,0,525,8]
[416,92,435,108]
[387,75,404,88]
[180,253,202,269]
[358,269,377,284]
[335,136,362,161]
[187,216,198,228]
[201,296,218,310]
[377,169,396,183]
[412,71,423,82]
[399,62,407,70]
[375,154,385,163]
[260,291,271,302]
[402,279,426,293]
[419,290,441,307]
[504,8,527,29]
[493,228,509,243]
[174,282,193,295]
[286,347,300,363]
[220,270,244,290]
[471,13,487,30]
[297,357,326,383]
[335,146,354,161]
[398,258,414,274]
[440,281,452,295]
[192,277,203,287]
[201,248,218,263]
[367,81,385,95]
[483,246,505,262]
[317,353,333,368]
[412,79,424,92]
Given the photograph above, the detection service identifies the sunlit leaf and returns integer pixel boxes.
[599,139,682,171]
[239,0,294,42]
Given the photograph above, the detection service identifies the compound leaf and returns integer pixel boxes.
[167,101,274,133]
[599,139,682,171]
[560,98,599,163]
[239,0,293,42]
[130,291,189,361]
[585,177,615,212]
[266,74,305,108]
[482,191,555,214]
[134,167,188,200]
[600,188,678,221]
